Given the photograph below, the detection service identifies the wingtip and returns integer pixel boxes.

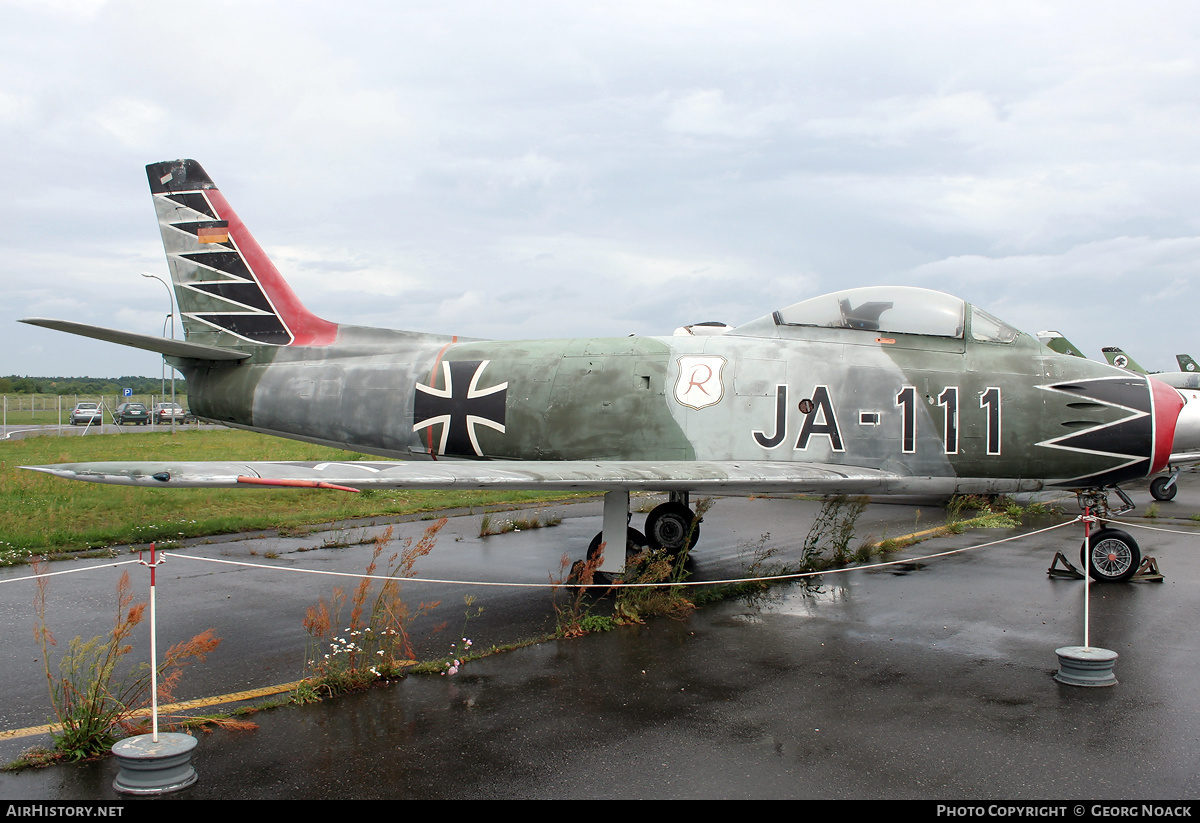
[20,465,73,478]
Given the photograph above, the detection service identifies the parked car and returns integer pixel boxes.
[69,402,103,426]
[152,402,186,424]
[114,402,150,425]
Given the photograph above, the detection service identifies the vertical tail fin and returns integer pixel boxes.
[1101,346,1147,374]
[1176,354,1198,373]
[147,159,338,348]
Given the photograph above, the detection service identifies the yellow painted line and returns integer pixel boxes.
[0,681,304,742]
[860,514,1019,548]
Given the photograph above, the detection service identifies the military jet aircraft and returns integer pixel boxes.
[1177,354,1198,374]
[20,160,1199,583]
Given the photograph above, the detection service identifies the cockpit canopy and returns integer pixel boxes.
[735,286,1020,343]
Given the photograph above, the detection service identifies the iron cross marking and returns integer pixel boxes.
[413,360,508,457]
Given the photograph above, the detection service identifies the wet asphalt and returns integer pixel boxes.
[2,482,1199,800]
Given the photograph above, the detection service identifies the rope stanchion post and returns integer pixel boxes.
[1055,507,1118,688]
[111,543,200,795]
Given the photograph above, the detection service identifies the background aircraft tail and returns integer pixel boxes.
[1101,346,1147,374]
[147,159,338,349]
[1177,354,1198,373]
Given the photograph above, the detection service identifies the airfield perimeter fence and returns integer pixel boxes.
[1,393,193,434]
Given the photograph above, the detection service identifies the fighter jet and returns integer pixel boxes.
[20,160,1198,583]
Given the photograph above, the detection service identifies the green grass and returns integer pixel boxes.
[0,429,588,562]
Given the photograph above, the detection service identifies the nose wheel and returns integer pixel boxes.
[1150,473,1178,502]
[1080,527,1141,583]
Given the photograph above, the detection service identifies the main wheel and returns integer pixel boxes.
[587,528,648,561]
[1150,475,1178,502]
[644,502,699,551]
[1080,528,1141,583]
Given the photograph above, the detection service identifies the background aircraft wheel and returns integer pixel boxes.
[1080,528,1141,583]
[587,528,648,561]
[645,502,699,551]
[1150,475,1178,501]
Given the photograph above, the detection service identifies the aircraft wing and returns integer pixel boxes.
[22,459,922,496]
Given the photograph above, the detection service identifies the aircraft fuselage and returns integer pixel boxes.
[178,322,1174,493]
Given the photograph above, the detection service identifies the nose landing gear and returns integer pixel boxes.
[1075,487,1143,583]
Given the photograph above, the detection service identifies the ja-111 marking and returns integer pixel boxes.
[21,159,1200,583]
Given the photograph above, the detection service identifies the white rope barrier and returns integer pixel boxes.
[157,516,1085,589]
[0,514,1098,591]
[0,558,142,585]
[1100,517,1200,537]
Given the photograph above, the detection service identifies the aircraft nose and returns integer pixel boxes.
[1166,385,1200,460]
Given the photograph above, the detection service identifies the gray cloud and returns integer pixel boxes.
[4,0,1200,376]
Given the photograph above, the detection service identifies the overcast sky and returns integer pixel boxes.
[3,0,1199,377]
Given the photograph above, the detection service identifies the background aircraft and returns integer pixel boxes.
[1177,354,1198,373]
[20,160,1196,583]
[1102,346,1152,374]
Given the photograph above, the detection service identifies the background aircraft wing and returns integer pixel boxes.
[24,459,911,495]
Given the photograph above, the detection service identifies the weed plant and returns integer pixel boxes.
[551,553,611,637]
[802,495,869,568]
[479,509,563,537]
[301,521,445,697]
[32,564,220,760]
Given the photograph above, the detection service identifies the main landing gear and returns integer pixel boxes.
[584,491,701,576]
[1075,487,1142,583]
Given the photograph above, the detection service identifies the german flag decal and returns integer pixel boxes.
[196,221,230,244]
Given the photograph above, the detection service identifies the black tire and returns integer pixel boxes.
[644,502,700,551]
[1080,528,1141,583]
[1150,475,1178,502]
[587,528,648,561]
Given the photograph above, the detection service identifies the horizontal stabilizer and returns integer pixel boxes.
[20,318,250,362]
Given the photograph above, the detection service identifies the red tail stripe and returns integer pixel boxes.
[205,188,339,346]
[1149,377,1184,474]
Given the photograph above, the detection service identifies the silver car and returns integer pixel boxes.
[153,403,186,424]
[70,402,103,426]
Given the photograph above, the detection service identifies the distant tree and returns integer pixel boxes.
[0,375,188,396]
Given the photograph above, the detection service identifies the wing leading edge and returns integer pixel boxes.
[20,459,1048,496]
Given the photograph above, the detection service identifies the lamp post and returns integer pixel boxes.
[141,273,177,432]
